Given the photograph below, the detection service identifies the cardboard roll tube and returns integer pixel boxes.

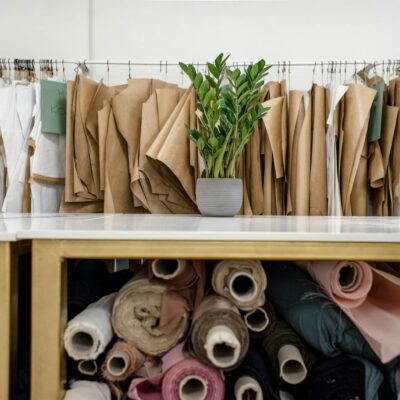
[78,360,98,376]
[106,352,130,378]
[205,325,241,369]
[179,375,208,400]
[234,376,263,400]
[151,259,187,280]
[244,307,269,333]
[278,344,308,384]
[228,271,258,304]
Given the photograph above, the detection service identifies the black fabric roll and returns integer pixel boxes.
[68,260,109,319]
[224,345,280,400]
[262,319,316,384]
[306,356,364,400]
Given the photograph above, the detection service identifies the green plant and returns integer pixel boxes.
[179,53,270,178]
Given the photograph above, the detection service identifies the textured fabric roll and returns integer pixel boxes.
[128,343,224,400]
[77,360,98,376]
[112,278,189,356]
[102,341,145,381]
[189,295,249,371]
[65,380,111,400]
[303,260,400,363]
[306,356,365,400]
[212,260,267,310]
[262,320,314,384]
[243,300,277,338]
[225,346,280,400]
[64,293,116,360]
[149,259,205,335]
[264,262,392,400]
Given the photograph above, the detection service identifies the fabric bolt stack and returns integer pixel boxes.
[63,258,400,400]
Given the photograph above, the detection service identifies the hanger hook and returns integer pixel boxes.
[128,59,131,79]
[159,60,162,74]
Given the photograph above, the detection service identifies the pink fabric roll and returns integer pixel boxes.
[304,260,400,362]
[128,343,225,400]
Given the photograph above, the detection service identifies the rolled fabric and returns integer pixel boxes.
[128,342,224,400]
[243,300,277,338]
[212,260,267,310]
[264,262,392,400]
[306,356,365,400]
[149,259,205,335]
[102,341,145,381]
[112,278,189,356]
[68,260,109,319]
[262,320,314,385]
[303,260,400,363]
[189,295,249,371]
[225,346,280,400]
[65,380,111,400]
[64,293,116,360]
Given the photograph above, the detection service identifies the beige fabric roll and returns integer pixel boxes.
[112,278,189,356]
[211,260,267,310]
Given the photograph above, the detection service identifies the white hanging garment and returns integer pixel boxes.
[1,82,35,212]
[30,81,66,213]
[326,83,348,216]
[0,79,12,208]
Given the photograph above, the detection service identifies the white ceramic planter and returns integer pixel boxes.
[196,178,243,217]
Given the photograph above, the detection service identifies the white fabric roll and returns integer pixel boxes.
[64,293,116,360]
[64,380,111,400]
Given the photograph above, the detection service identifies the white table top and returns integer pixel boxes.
[9,214,400,242]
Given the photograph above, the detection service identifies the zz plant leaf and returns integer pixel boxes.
[179,53,270,178]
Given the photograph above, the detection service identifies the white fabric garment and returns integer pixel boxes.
[29,81,65,213]
[0,79,11,208]
[326,83,348,216]
[64,380,111,400]
[1,82,35,212]
[64,293,116,361]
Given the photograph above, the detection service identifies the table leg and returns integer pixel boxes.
[31,240,67,400]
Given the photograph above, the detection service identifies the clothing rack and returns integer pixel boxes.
[2,58,400,69]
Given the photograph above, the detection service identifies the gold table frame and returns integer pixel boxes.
[30,238,400,400]
[0,241,29,400]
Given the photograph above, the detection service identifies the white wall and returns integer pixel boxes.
[0,0,399,87]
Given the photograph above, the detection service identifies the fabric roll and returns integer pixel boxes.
[264,262,392,400]
[225,346,280,400]
[303,260,400,363]
[211,260,267,310]
[102,341,145,382]
[189,295,249,371]
[112,278,189,356]
[243,300,277,338]
[64,293,116,361]
[128,342,224,400]
[65,380,111,400]
[306,356,365,400]
[67,259,109,319]
[149,259,205,335]
[262,320,313,385]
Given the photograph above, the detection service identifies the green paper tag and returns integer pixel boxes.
[40,80,67,135]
